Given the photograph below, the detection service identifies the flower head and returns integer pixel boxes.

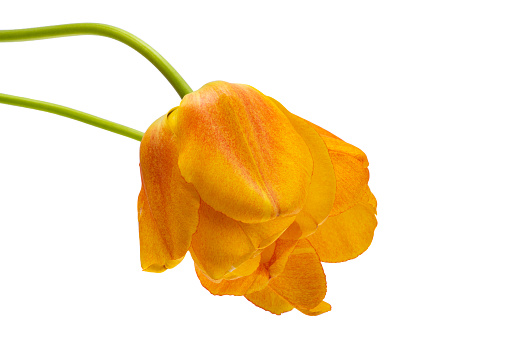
[138,81,377,315]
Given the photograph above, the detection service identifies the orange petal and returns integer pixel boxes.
[190,202,257,280]
[310,123,371,216]
[270,98,336,238]
[245,286,294,315]
[307,203,377,263]
[168,81,313,223]
[196,264,269,296]
[297,301,332,316]
[139,115,200,261]
[137,187,184,272]
[268,239,327,310]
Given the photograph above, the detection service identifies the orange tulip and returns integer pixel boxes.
[138,81,377,316]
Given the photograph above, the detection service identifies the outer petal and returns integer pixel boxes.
[297,301,332,316]
[196,264,269,296]
[194,228,300,296]
[239,215,296,249]
[139,115,200,261]
[245,239,328,314]
[191,201,297,281]
[268,239,327,310]
[310,123,371,216]
[245,286,294,315]
[270,98,336,238]
[265,236,298,279]
[363,186,378,210]
[223,254,261,280]
[137,187,184,272]
[307,203,378,263]
[306,123,378,262]
[190,202,257,280]
[260,241,276,264]
[168,81,313,223]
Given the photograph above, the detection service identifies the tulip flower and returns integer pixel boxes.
[138,81,377,315]
[1,24,377,317]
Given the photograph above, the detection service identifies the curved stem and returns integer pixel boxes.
[0,92,144,141]
[0,23,193,98]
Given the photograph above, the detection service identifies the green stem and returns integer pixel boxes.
[0,92,144,141]
[0,23,193,98]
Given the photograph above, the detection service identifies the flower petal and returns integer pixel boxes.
[305,123,378,262]
[245,286,294,315]
[245,268,271,294]
[223,254,261,280]
[363,186,378,210]
[307,203,377,263]
[239,215,296,249]
[137,187,184,272]
[310,123,371,216]
[194,227,309,297]
[269,239,327,310]
[260,241,276,264]
[190,202,257,280]
[265,236,298,279]
[168,81,313,223]
[270,98,336,238]
[196,264,269,296]
[245,239,328,315]
[139,115,200,260]
[297,301,332,316]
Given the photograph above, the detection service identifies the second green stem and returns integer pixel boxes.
[0,93,144,141]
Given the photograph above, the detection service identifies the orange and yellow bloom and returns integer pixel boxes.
[138,81,377,315]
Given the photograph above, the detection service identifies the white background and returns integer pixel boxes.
[0,1,508,338]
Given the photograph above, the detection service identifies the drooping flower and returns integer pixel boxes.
[138,81,377,316]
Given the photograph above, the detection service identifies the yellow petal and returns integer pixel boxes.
[278,221,304,240]
[269,239,327,310]
[308,122,336,138]
[307,203,377,263]
[139,115,200,261]
[245,268,271,294]
[306,122,378,262]
[246,240,329,315]
[245,286,294,315]
[265,236,298,279]
[168,81,313,223]
[137,187,184,272]
[270,98,336,238]
[363,186,378,210]
[239,215,296,249]
[310,123,371,216]
[194,229,304,297]
[297,301,332,316]
[190,202,257,280]
[223,254,261,280]
[195,264,269,296]
[327,141,370,216]
[260,241,276,264]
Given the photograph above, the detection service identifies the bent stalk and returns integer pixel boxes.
[0,23,193,98]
